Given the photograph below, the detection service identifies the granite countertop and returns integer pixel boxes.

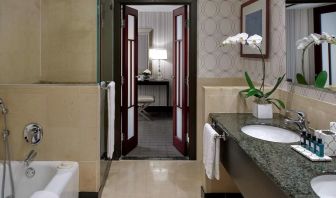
[209,113,336,198]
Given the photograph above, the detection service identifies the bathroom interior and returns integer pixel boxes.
[1,0,336,198]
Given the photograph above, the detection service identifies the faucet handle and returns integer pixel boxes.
[286,109,306,120]
[297,111,305,119]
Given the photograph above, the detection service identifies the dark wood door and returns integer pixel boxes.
[122,6,138,155]
[172,6,188,155]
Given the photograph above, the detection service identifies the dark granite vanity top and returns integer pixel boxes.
[209,113,336,198]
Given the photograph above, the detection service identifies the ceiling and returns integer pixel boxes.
[128,5,182,12]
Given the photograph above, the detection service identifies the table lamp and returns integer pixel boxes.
[149,49,167,80]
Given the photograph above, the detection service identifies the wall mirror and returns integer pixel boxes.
[138,28,153,74]
[286,1,336,92]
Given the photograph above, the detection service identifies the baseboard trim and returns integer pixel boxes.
[79,192,98,198]
[201,186,243,198]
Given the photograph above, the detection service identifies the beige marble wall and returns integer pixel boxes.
[0,0,41,84]
[198,78,281,193]
[41,0,97,83]
[0,84,100,192]
[279,89,336,130]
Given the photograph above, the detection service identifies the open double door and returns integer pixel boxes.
[121,5,189,156]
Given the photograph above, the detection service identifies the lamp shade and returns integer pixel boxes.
[149,49,167,60]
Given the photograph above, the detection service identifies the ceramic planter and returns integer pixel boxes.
[252,102,273,119]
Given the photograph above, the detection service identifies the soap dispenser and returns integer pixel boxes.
[306,134,312,150]
[316,138,325,157]
[300,131,307,147]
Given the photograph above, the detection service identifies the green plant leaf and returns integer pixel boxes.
[264,74,285,98]
[296,73,308,85]
[269,101,281,110]
[246,88,263,98]
[267,98,285,109]
[239,88,250,97]
[315,71,328,88]
[244,72,255,89]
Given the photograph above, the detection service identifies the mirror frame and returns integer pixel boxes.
[138,28,153,72]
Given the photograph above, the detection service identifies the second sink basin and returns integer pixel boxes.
[241,125,300,143]
[311,175,336,198]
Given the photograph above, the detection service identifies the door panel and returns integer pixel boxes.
[122,6,138,155]
[173,6,188,155]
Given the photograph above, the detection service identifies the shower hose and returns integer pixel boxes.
[1,100,15,198]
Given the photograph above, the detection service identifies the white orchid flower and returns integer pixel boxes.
[296,37,313,50]
[234,33,249,44]
[247,34,263,48]
[222,36,234,45]
[143,69,151,75]
[310,33,322,45]
[322,32,336,44]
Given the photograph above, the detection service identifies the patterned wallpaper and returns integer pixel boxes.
[197,0,336,104]
[198,0,243,78]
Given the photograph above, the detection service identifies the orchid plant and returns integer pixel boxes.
[222,33,285,110]
[296,32,336,88]
[142,69,152,80]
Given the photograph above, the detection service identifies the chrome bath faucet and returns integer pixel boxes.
[24,150,37,167]
[284,110,310,133]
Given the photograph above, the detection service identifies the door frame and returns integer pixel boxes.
[113,0,197,160]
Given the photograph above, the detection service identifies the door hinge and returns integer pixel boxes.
[121,19,125,28]
[187,133,190,143]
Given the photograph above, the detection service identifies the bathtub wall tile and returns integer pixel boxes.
[0,0,41,84]
[79,161,100,192]
[0,84,100,192]
[41,0,97,83]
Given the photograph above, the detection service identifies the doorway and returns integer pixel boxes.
[113,0,197,160]
[121,4,188,159]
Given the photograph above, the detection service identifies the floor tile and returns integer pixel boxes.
[101,160,202,198]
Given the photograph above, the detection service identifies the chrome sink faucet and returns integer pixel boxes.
[24,150,37,167]
[284,110,310,133]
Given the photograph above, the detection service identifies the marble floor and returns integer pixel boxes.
[101,160,203,198]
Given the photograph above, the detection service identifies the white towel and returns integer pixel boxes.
[30,191,59,198]
[203,123,220,180]
[107,81,115,159]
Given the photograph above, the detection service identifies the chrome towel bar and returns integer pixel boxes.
[211,119,229,140]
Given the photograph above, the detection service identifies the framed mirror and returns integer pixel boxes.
[138,28,153,74]
[286,1,336,92]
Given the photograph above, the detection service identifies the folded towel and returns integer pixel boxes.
[30,191,59,198]
[107,81,115,159]
[203,123,220,180]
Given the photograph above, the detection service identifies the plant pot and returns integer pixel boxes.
[252,102,273,119]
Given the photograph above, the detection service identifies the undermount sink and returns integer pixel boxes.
[241,125,300,143]
[311,175,336,198]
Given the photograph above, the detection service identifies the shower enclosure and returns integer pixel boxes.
[0,0,114,195]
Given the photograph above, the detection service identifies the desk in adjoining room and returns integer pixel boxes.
[138,80,170,107]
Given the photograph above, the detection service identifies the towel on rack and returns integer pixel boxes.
[107,81,115,159]
[203,123,220,180]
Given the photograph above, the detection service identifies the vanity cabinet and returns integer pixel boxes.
[220,137,288,198]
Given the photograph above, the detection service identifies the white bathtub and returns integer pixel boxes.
[0,161,79,198]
